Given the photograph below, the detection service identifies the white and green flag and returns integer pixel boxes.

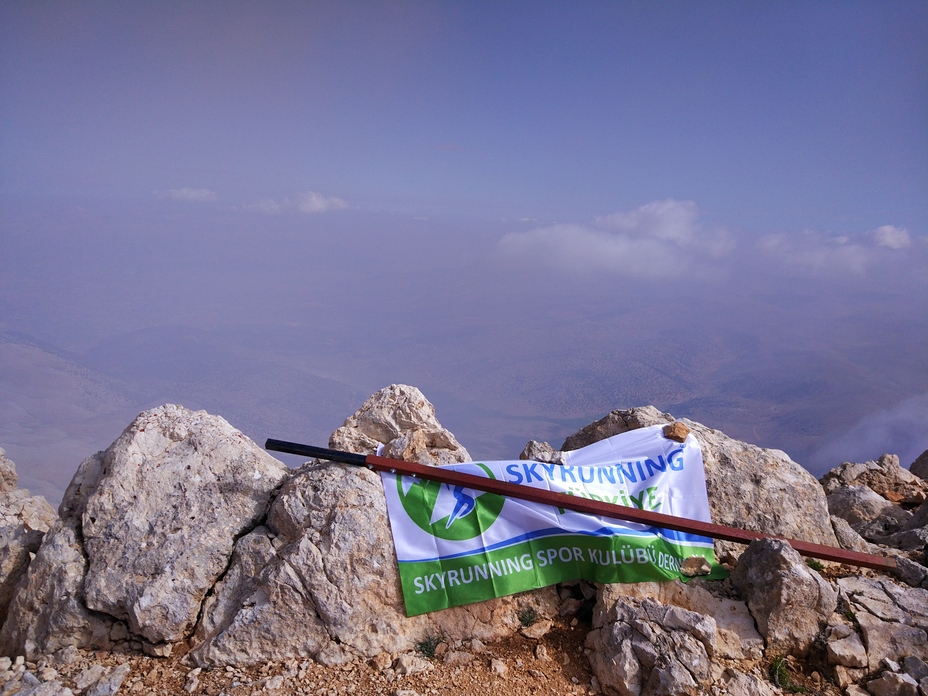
[381,424,721,616]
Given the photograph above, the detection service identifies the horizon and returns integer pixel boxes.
[1,2,926,505]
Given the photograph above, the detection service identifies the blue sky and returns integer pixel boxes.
[1,2,926,502]
[3,2,925,227]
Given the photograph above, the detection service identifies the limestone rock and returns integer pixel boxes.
[0,449,57,624]
[597,580,763,660]
[831,515,880,554]
[722,671,778,696]
[519,441,563,464]
[730,538,837,657]
[838,576,928,628]
[559,406,838,558]
[838,575,928,670]
[0,449,18,494]
[911,450,928,481]
[821,454,928,506]
[827,485,911,526]
[826,485,912,537]
[329,385,470,464]
[3,405,290,656]
[586,596,714,696]
[866,670,919,696]
[0,518,113,658]
[827,630,868,668]
[189,387,556,666]
[79,405,289,644]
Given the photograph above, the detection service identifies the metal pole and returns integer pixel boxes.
[265,439,897,572]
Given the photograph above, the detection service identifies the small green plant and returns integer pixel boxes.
[517,607,539,627]
[769,655,807,693]
[416,632,442,659]
[805,558,825,571]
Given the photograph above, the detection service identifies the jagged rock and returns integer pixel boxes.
[821,454,928,506]
[911,450,928,481]
[78,405,289,644]
[597,580,763,660]
[827,630,868,668]
[866,670,919,696]
[189,387,557,666]
[0,450,18,494]
[0,514,113,659]
[903,656,928,681]
[84,663,130,696]
[0,449,57,624]
[831,515,880,554]
[839,576,928,670]
[1,406,289,656]
[586,596,715,696]
[903,499,928,531]
[826,485,912,529]
[722,671,778,696]
[329,385,470,463]
[838,576,928,628]
[558,406,838,558]
[730,538,837,657]
[519,441,563,464]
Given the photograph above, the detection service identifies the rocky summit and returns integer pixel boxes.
[0,385,927,696]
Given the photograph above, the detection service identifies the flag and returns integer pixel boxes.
[381,424,720,616]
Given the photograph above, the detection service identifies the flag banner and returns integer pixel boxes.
[381,424,721,616]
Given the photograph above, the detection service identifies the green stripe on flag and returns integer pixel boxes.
[398,533,723,616]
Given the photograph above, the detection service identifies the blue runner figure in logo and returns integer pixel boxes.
[429,482,486,528]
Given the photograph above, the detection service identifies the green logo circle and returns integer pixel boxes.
[397,462,505,540]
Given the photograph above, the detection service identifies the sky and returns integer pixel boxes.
[1,2,926,505]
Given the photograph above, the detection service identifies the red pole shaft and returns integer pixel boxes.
[265,439,897,572]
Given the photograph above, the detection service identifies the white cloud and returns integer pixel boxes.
[808,393,928,475]
[244,198,287,215]
[295,191,349,213]
[758,224,917,274]
[496,199,730,279]
[872,225,910,249]
[245,191,349,215]
[161,188,219,203]
[594,198,699,244]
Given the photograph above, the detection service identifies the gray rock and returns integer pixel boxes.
[189,386,557,666]
[878,527,928,552]
[329,385,470,463]
[597,580,763,660]
[586,596,715,696]
[558,406,838,559]
[839,575,928,630]
[722,671,778,696]
[831,515,881,554]
[911,450,928,481]
[827,631,868,668]
[81,404,289,644]
[855,610,928,671]
[821,454,928,506]
[866,670,919,696]
[2,405,289,658]
[519,441,564,464]
[730,538,837,657]
[826,485,912,529]
[903,656,928,681]
[0,518,113,659]
[394,653,432,675]
[903,499,928,532]
[0,450,57,625]
[0,449,18,494]
[84,663,130,696]
[893,557,928,590]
